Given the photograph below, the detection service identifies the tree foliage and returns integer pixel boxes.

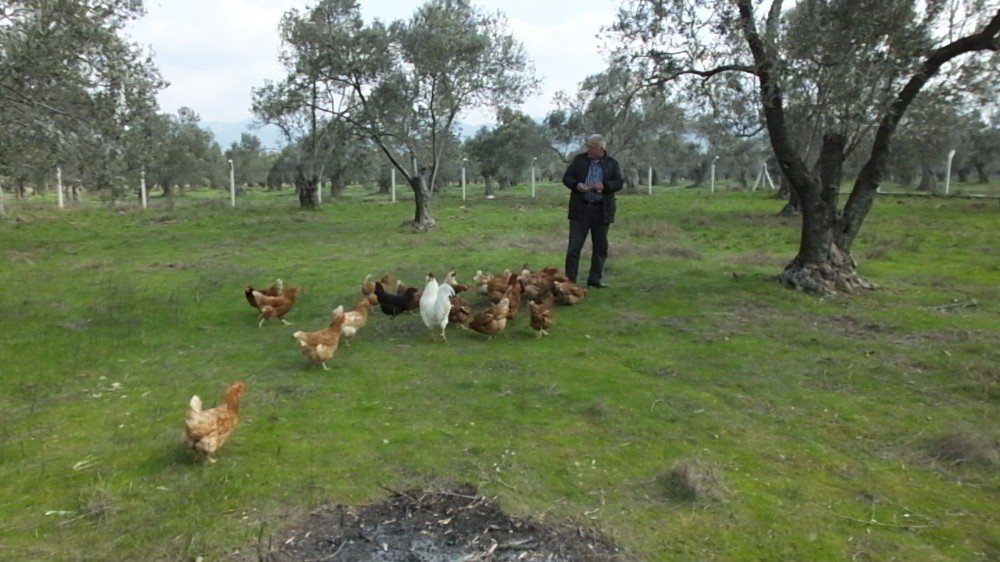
[134,108,223,196]
[252,0,538,227]
[464,109,549,196]
[544,64,691,189]
[0,0,163,195]
[614,0,1000,294]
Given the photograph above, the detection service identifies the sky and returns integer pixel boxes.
[127,0,620,126]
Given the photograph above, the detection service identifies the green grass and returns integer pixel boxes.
[1,182,997,561]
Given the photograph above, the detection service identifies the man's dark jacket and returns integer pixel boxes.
[561,151,624,223]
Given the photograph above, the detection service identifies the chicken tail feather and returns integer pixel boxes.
[189,395,203,413]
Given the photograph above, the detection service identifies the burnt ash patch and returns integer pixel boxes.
[262,484,624,561]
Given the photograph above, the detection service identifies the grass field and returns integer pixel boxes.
[1,182,997,561]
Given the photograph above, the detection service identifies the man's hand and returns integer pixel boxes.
[592,182,604,193]
[578,183,591,192]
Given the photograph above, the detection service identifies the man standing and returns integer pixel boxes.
[562,134,624,288]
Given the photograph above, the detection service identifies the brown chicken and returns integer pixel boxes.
[341,297,373,343]
[254,286,302,327]
[442,270,470,294]
[361,274,376,300]
[529,295,555,337]
[486,272,518,304]
[474,269,510,297]
[469,297,510,339]
[292,309,347,370]
[518,266,560,302]
[184,381,246,463]
[244,278,283,310]
[504,280,523,321]
[393,281,422,311]
[552,277,588,306]
[448,294,472,327]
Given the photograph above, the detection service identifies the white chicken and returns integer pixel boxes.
[419,273,456,342]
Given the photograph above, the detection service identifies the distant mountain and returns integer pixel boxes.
[204,119,490,151]
[203,120,287,152]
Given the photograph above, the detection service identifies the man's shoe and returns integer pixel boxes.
[587,282,608,289]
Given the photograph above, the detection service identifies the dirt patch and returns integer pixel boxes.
[260,484,624,561]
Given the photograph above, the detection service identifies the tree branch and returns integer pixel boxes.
[734,0,813,189]
[642,64,756,91]
[839,9,1000,249]
[862,9,1000,182]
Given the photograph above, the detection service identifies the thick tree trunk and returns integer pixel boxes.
[406,174,435,231]
[916,164,939,192]
[778,134,877,295]
[295,166,319,209]
[329,173,347,198]
[690,160,707,187]
[626,167,640,191]
[482,174,496,198]
[973,163,989,183]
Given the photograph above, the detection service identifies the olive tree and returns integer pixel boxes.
[614,0,1000,294]
[465,110,550,196]
[253,0,537,228]
[0,0,163,198]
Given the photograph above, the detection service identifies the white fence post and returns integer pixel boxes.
[753,162,775,191]
[710,156,719,193]
[228,160,236,207]
[140,167,148,209]
[945,149,957,196]
[461,159,467,201]
[57,167,64,209]
[531,157,536,198]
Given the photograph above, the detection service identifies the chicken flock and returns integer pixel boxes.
[183,266,591,463]
[246,266,590,367]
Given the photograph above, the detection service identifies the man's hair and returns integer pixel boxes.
[585,134,606,149]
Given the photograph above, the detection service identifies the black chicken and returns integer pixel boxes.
[374,281,418,317]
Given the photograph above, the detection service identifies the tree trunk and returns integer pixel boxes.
[295,166,319,209]
[378,176,391,194]
[776,171,799,215]
[916,164,939,192]
[483,174,496,198]
[626,167,640,191]
[777,134,877,295]
[329,173,347,198]
[973,163,988,183]
[737,170,749,191]
[406,173,435,231]
[690,160,707,187]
